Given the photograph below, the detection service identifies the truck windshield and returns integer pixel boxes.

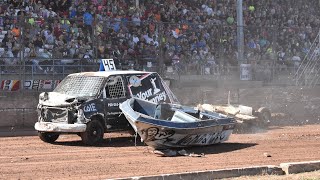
[54,75,105,97]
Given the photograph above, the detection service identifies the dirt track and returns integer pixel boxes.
[1,124,320,180]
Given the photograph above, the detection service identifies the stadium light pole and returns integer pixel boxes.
[236,0,245,65]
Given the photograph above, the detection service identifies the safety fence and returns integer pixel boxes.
[0,63,298,92]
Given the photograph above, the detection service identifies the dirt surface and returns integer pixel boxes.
[1,124,320,180]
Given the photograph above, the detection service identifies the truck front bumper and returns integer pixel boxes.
[35,122,87,133]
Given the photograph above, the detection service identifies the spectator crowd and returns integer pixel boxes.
[0,0,319,75]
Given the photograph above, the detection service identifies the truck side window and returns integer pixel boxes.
[105,76,126,99]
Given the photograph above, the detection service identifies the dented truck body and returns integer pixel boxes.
[35,70,179,145]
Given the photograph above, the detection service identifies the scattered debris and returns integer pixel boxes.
[198,103,272,130]
[154,149,177,157]
[263,153,271,157]
[153,149,205,157]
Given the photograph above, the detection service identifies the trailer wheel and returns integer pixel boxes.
[257,107,271,125]
[38,132,60,143]
[80,120,104,145]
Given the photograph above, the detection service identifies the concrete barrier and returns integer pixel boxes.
[113,160,320,180]
[1,84,320,128]
[0,127,37,137]
[113,165,283,180]
[280,160,320,174]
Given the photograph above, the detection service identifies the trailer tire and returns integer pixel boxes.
[38,132,60,143]
[257,107,271,125]
[80,120,104,145]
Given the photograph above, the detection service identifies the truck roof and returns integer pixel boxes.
[68,70,154,77]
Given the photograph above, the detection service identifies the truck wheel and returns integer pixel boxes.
[80,120,104,145]
[38,132,59,143]
[257,107,271,125]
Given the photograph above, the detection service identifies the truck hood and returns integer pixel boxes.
[38,92,86,107]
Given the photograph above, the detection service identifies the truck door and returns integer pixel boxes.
[103,75,130,129]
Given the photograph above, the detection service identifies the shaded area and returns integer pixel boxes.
[53,136,146,147]
[153,142,257,157]
[185,142,257,155]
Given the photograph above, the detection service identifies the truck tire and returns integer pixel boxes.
[257,107,271,125]
[38,132,60,143]
[80,120,104,145]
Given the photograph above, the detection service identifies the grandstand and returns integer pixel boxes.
[1,0,320,90]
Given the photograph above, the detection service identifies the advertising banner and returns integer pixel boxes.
[24,80,61,90]
[127,73,170,103]
[240,64,252,80]
[0,80,20,91]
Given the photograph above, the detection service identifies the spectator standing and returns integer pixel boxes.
[291,50,301,73]
[11,24,20,37]
[83,9,93,36]
[3,48,17,66]
[43,29,55,45]
[277,47,287,71]
[33,34,44,49]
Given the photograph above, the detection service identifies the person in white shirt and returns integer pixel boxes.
[132,34,139,44]
[132,13,141,26]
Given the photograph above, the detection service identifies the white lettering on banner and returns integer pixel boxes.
[24,80,60,90]
[24,80,32,89]
[135,90,167,104]
[84,103,97,112]
[240,64,252,80]
[108,102,119,107]
[149,91,167,103]
[32,80,40,90]
[136,88,153,99]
